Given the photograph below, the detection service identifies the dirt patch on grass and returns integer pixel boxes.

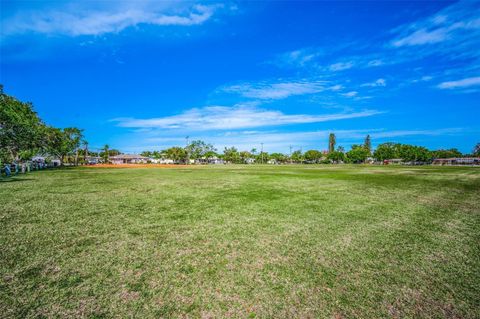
[119,289,140,302]
[388,288,463,319]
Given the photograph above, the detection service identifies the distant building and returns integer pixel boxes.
[432,157,480,166]
[110,154,149,164]
[210,157,225,165]
[195,157,225,165]
[245,158,255,164]
[160,158,175,164]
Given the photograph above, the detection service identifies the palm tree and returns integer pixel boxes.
[474,143,480,156]
[102,144,110,163]
[364,135,372,155]
[328,133,336,153]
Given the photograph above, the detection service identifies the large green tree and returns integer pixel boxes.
[432,148,462,158]
[346,145,369,163]
[398,144,432,162]
[186,140,216,160]
[0,85,44,162]
[256,152,269,164]
[239,151,253,163]
[374,143,432,162]
[373,143,398,161]
[43,127,83,166]
[304,150,322,162]
[165,147,187,163]
[291,150,304,163]
[269,152,287,163]
[327,151,346,163]
[223,147,240,163]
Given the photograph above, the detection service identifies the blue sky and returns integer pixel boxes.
[1,0,479,154]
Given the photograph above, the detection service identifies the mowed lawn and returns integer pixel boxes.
[1,165,479,318]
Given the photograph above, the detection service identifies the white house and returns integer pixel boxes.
[159,158,175,164]
[245,158,255,164]
[110,154,149,164]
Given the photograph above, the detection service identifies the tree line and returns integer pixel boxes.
[1,86,479,166]
[140,135,479,164]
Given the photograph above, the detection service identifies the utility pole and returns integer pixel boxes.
[289,145,292,164]
[261,143,264,164]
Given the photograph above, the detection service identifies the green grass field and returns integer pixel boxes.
[1,165,479,318]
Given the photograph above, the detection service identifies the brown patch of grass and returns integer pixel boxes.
[119,289,140,302]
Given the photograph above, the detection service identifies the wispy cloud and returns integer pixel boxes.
[369,127,464,138]
[390,1,480,62]
[1,3,222,37]
[391,2,480,48]
[220,80,330,99]
[112,106,383,130]
[269,2,479,91]
[342,91,358,97]
[329,61,354,71]
[271,48,323,68]
[437,76,480,89]
[361,78,386,87]
[412,75,434,83]
[392,28,449,47]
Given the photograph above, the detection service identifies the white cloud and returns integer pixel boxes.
[392,28,449,47]
[1,3,222,36]
[329,61,354,71]
[420,75,433,82]
[361,78,386,87]
[329,84,344,91]
[220,81,328,99]
[273,49,322,68]
[391,1,480,48]
[111,106,383,130]
[342,91,358,97]
[437,76,480,89]
[369,127,464,138]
